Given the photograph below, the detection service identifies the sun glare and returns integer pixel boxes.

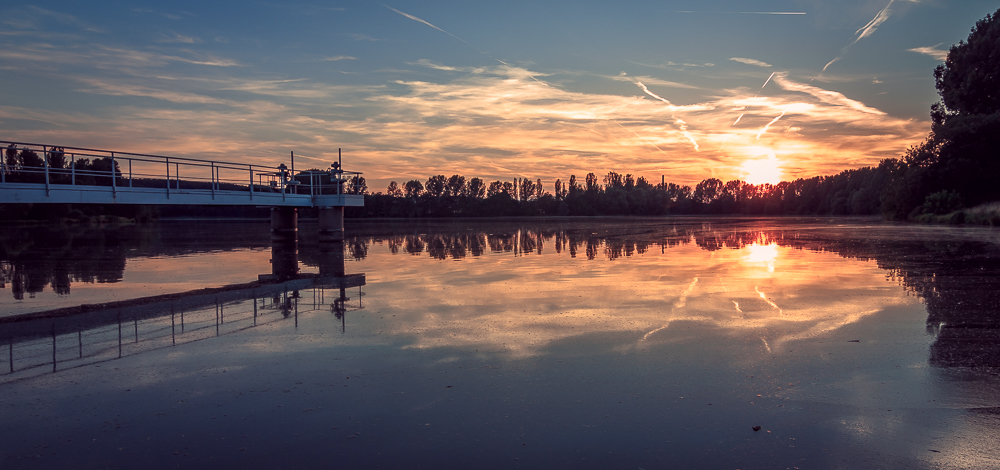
[740,154,783,185]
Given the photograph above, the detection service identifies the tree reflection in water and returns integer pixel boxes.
[2,219,999,372]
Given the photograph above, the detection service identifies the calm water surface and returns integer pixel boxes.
[0,218,998,469]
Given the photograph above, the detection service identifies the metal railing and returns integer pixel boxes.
[0,284,364,383]
[1,140,364,201]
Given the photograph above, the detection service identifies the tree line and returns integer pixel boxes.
[348,166,890,218]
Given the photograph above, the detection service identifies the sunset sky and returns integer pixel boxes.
[1,1,997,190]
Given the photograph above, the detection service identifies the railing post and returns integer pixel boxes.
[166,157,171,199]
[110,152,117,198]
[211,162,216,200]
[249,165,254,200]
[70,154,75,185]
[128,159,132,187]
[43,145,50,196]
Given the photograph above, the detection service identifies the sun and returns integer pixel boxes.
[740,154,783,185]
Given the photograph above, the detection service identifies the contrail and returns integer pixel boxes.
[756,111,786,140]
[641,276,700,342]
[820,0,895,73]
[673,11,806,15]
[719,71,776,154]
[636,81,701,151]
[636,81,673,106]
[609,119,668,154]
[383,4,479,52]
[754,286,782,314]
[385,4,669,158]
[732,71,776,126]
[382,4,547,84]
[674,277,699,308]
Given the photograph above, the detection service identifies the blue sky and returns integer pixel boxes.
[1,1,997,189]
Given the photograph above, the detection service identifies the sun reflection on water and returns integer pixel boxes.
[743,242,779,273]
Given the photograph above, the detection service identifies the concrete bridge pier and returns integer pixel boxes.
[318,206,345,242]
[269,240,299,281]
[317,240,346,278]
[271,207,298,242]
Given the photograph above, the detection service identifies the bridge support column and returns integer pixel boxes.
[318,206,345,242]
[317,240,346,278]
[270,207,298,242]
[269,240,299,281]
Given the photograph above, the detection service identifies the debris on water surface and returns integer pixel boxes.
[752,426,761,432]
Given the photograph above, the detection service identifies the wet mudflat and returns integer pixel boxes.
[1,217,998,469]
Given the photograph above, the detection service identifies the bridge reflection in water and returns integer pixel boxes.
[0,240,364,382]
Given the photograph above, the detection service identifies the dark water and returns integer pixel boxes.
[0,218,998,469]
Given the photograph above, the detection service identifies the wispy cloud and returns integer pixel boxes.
[730,57,772,68]
[27,6,104,33]
[611,73,699,89]
[323,55,357,62]
[346,33,384,41]
[158,32,199,44]
[131,8,189,21]
[908,45,948,61]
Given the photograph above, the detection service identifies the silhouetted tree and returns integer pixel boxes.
[386,181,403,197]
[425,175,446,197]
[467,177,485,198]
[404,179,424,199]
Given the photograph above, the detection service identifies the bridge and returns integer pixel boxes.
[1,140,363,240]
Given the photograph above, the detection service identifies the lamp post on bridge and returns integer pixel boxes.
[318,161,346,243]
[270,163,297,243]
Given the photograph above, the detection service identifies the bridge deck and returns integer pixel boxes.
[0,182,363,207]
[1,140,364,207]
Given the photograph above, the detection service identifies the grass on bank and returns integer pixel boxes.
[913,200,1000,226]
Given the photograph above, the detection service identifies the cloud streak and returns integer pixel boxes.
[730,57,772,68]
[908,45,948,61]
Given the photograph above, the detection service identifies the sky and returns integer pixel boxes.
[1,1,998,191]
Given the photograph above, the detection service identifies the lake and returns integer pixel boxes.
[1,217,998,469]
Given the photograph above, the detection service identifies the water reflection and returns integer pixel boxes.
[0,239,364,382]
[2,219,999,374]
[338,220,1000,372]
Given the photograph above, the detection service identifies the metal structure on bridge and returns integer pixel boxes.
[1,140,363,241]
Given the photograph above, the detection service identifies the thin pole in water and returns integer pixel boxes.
[51,324,56,373]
